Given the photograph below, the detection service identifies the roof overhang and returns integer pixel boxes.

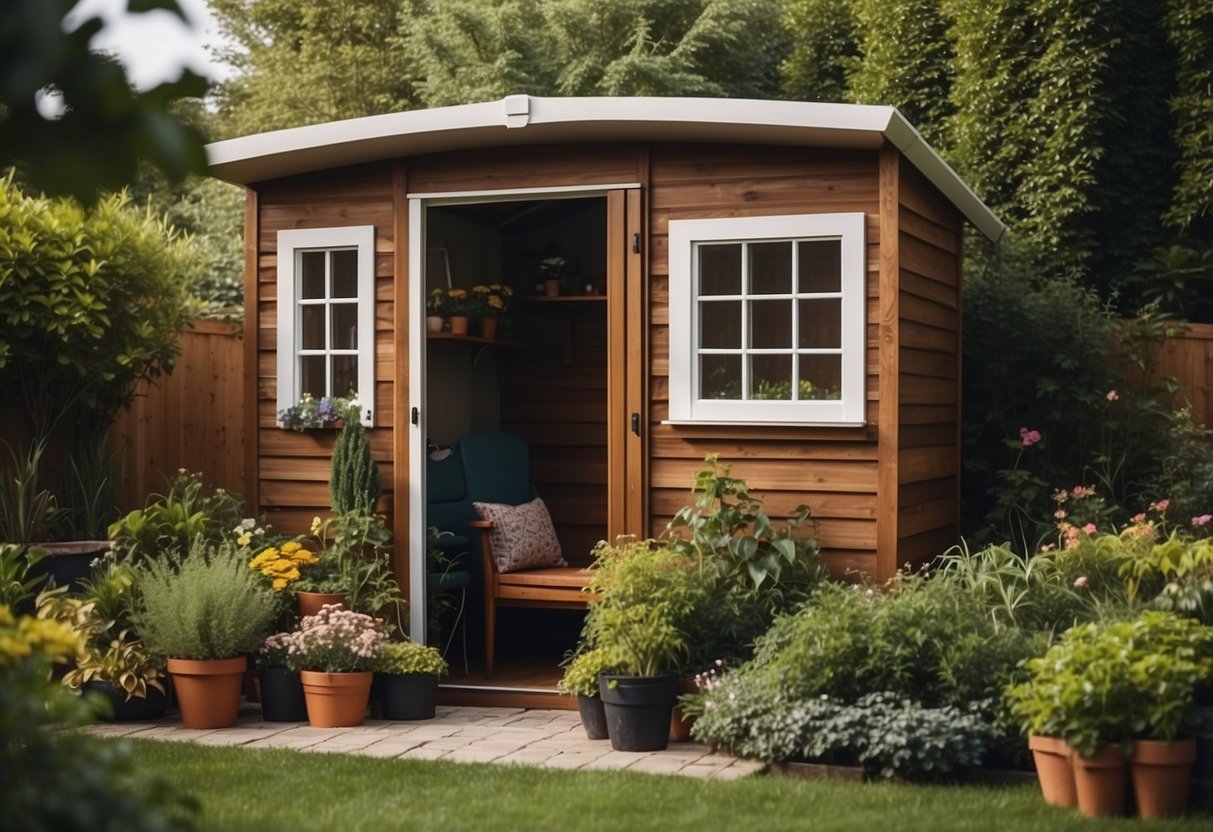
[206,95,1005,242]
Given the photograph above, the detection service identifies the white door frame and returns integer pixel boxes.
[405,183,639,644]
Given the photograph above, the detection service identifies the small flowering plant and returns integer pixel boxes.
[248,540,319,591]
[276,605,388,673]
[277,391,360,431]
[430,287,474,316]
[470,283,513,317]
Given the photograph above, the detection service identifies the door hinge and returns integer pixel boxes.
[411,406,420,426]
[631,233,641,254]
[631,412,641,436]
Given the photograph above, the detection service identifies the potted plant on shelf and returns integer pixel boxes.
[537,255,567,297]
[276,604,388,727]
[133,539,279,728]
[372,639,448,720]
[1007,610,1213,818]
[470,283,512,339]
[426,288,447,333]
[441,288,473,335]
[583,538,692,752]
[559,646,615,740]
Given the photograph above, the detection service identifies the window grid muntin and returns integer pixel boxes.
[295,246,360,398]
[695,237,843,402]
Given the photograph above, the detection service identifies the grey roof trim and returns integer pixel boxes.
[207,95,1005,242]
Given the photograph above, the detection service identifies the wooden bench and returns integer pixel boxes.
[471,520,596,677]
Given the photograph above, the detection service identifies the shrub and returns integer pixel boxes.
[134,539,278,660]
[559,647,617,698]
[107,470,246,564]
[329,396,381,515]
[374,640,448,677]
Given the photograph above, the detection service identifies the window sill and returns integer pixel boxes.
[661,419,867,429]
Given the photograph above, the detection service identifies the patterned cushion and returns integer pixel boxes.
[473,497,566,574]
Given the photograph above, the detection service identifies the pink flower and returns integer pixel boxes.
[1019,427,1042,447]
[1083,523,1097,535]
[1150,499,1170,514]
[1193,515,1213,528]
[1040,543,1056,553]
[1074,576,1088,588]
[1054,509,1067,520]
[1131,513,1146,524]
[1072,485,1094,499]
[1106,390,1119,401]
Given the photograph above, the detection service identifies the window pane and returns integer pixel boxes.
[700,300,740,349]
[700,354,741,400]
[300,251,326,299]
[750,299,790,349]
[332,249,359,298]
[799,355,842,400]
[749,242,791,294]
[798,240,841,293]
[301,305,326,350]
[331,303,358,350]
[699,244,740,296]
[333,355,358,398]
[300,355,326,398]
[750,355,793,400]
[798,299,841,348]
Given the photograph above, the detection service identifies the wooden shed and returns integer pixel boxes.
[207,96,1004,697]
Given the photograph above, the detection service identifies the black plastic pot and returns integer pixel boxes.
[598,673,678,752]
[257,667,308,722]
[29,541,110,592]
[577,694,609,740]
[375,673,438,720]
[84,680,169,722]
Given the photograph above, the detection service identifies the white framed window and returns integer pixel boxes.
[276,226,375,426]
[667,213,866,426]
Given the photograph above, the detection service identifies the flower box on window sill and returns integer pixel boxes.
[276,392,361,431]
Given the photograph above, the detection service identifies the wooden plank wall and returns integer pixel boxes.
[646,144,882,577]
[252,164,397,536]
[895,159,964,568]
[112,319,245,508]
[1155,323,1213,427]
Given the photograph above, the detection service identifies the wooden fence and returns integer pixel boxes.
[111,319,245,509]
[1153,322,1213,429]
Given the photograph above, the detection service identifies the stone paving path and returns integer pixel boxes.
[84,705,765,781]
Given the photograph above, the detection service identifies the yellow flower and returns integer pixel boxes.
[488,295,503,309]
[249,548,279,569]
[472,284,490,293]
[281,541,302,555]
[311,516,323,535]
[272,577,288,591]
[237,532,252,546]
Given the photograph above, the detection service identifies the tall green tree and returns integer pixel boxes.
[1161,0,1213,239]
[778,0,858,103]
[210,0,425,138]
[846,0,954,147]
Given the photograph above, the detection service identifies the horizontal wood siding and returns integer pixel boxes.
[896,158,963,567]
[648,144,881,576]
[252,164,396,535]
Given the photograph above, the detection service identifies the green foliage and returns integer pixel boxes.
[0,604,196,831]
[0,0,209,204]
[1006,611,1213,756]
[778,0,857,101]
[108,471,246,563]
[559,646,617,697]
[134,539,279,660]
[1161,0,1213,235]
[330,414,383,515]
[0,543,47,612]
[846,0,953,146]
[374,639,448,676]
[306,511,407,633]
[0,438,61,546]
[0,174,203,439]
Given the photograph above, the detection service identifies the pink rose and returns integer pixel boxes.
[1018,427,1042,448]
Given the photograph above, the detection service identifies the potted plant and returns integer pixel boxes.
[372,640,448,720]
[470,283,512,339]
[582,538,692,752]
[133,539,279,728]
[441,288,473,334]
[426,288,447,333]
[1007,611,1213,818]
[277,604,388,727]
[559,646,615,740]
[254,631,307,722]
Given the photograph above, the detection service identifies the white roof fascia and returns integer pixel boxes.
[207,95,1005,242]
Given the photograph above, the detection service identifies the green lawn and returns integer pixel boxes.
[123,739,1208,832]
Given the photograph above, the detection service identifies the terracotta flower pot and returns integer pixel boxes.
[1028,734,1077,807]
[668,677,698,743]
[167,656,247,729]
[296,591,347,618]
[449,315,469,335]
[544,279,561,297]
[480,316,498,340]
[1131,738,1196,819]
[1072,743,1129,818]
[300,670,372,728]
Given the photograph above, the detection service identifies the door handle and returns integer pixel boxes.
[411,406,419,426]
[631,412,640,436]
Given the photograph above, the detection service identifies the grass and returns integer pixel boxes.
[120,738,1209,832]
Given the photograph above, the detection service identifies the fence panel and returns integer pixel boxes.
[1154,322,1213,429]
[111,320,245,509]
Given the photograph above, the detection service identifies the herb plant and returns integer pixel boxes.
[373,640,448,677]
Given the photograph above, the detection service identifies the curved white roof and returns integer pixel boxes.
[207,95,1005,242]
